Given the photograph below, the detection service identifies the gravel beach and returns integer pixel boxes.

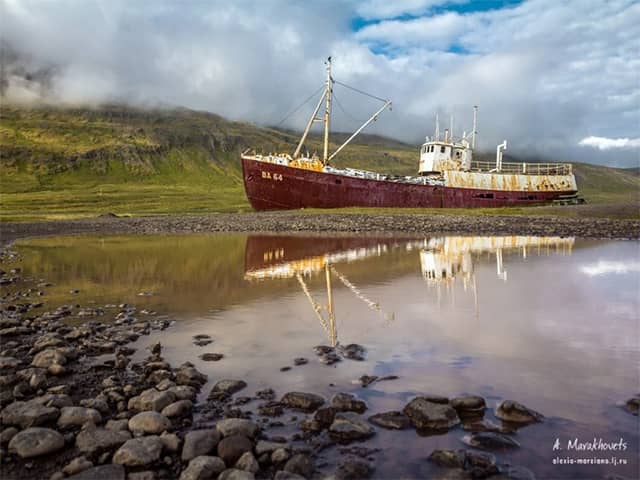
[2,210,639,244]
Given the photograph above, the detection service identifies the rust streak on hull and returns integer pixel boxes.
[242,157,577,211]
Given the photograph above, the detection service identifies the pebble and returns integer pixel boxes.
[7,427,64,458]
[66,464,126,480]
[113,435,164,466]
[367,411,411,430]
[331,393,367,413]
[182,429,220,461]
[495,400,544,424]
[128,411,172,434]
[180,455,226,480]
[75,427,131,455]
[218,469,255,480]
[403,397,460,431]
[161,399,193,417]
[281,392,325,412]
[235,451,260,473]
[62,456,93,476]
[284,453,314,478]
[462,432,521,451]
[217,434,253,465]
[329,412,376,444]
[216,418,260,439]
[57,406,102,429]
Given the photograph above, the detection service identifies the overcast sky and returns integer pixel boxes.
[1,0,638,166]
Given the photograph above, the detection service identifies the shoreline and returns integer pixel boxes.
[2,212,639,244]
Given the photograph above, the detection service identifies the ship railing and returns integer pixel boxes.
[469,161,573,176]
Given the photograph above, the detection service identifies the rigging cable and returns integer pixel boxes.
[332,90,365,126]
[274,84,325,128]
[333,79,388,104]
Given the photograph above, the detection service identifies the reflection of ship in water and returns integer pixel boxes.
[244,234,575,342]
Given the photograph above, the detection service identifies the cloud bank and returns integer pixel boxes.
[1,0,638,167]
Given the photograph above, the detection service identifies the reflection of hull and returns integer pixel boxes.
[244,234,406,274]
[242,157,576,210]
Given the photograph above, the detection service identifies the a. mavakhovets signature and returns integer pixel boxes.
[553,437,628,451]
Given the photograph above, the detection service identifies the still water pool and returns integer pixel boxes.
[15,234,639,479]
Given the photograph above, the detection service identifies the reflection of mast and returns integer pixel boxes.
[296,266,337,346]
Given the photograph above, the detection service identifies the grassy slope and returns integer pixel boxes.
[1,104,638,221]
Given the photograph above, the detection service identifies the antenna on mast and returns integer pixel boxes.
[450,114,454,142]
[472,106,478,149]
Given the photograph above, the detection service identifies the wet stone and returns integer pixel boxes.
[1,400,60,428]
[176,363,208,388]
[314,407,337,429]
[113,435,163,466]
[258,401,284,417]
[451,396,486,418]
[161,399,193,417]
[66,464,126,480]
[216,418,260,438]
[284,453,314,478]
[62,456,93,476]
[218,469,255,480]
[179,455,226,480]
[199,353,224,362]
[209,379,247,399]
[128,411,171,434]
[329,412,376,444]
[193,335,213,347]
[57,406,102,429]
[356,375,377,388]
[428,449,466,468]
[367,411,411,430]
[495,400,543,424]
[182,429,220,461]
[336,456,375,480]
[293,357,308,366]
[75,427,131,455]
[403,397,460,431]
[128,387,176,412]
[281,392,325,412]
[462,432,521,451]
[0,426,19,445]
[337,343,366,361]
[623,395,639,415]
[331,393,367,413]
[255,388,275,401]
[235,451,260,473]
[217,434,253,466]
[32,349,67,368]
[8,427,65,458]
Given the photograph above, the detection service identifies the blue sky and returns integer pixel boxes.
[1,0,638,166]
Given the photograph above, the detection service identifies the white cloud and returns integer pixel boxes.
[579,136,640,150]
[580,261,640,277]
[0,0,638,167]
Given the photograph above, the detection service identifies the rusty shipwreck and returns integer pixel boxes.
[241,58,580,210]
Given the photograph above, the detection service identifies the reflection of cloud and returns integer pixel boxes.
[580,261,640,277]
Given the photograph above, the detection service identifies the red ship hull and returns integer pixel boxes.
[242,157,575,210]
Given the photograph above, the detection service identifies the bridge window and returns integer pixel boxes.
[440,146,446,153]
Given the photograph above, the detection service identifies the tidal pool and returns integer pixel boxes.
[14,234,640,479]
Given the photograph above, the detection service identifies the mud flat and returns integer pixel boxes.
[2,210,639,244]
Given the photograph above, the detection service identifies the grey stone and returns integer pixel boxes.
[32,349,67,368]
[160,432,181,452]
[128,472,155,480]
[176,364,208,388]
[271,447,290,464]
[168,385,197,401]
[367,411,411,430]
[58,407,102,429]
[218,469,255,480]
[62,456,93,476]
[217,434,252,465]
[283,453,314,478]
[274,472,306,480]
[128,388,176,412]
[75,427,131,455]
[337,456,374,480]
[281,392,325,412]
[105,419,129,431]
[80,398,110,415]
[495,400,543,424]
[403,397,460,430]
[329,412,375,444]
[128,411,171,434]
[216,418,260,439]
[0,426,19,445]
[235,451,259,473]
[161,399,193,417]
[428,449,466,468]
[330,393,367,414]
[182,429,220,461]
[113,435,163,466]
[179,455,226,480]
[66,464,126,480]
[8,427,65,458]
[462,432,521,451]
[255,440,286,455]
[209,379,247,397]
[1,400,59,428]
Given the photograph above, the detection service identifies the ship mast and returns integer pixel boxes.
[323,57,333,164]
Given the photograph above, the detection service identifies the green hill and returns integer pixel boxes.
[0,104,637,221]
